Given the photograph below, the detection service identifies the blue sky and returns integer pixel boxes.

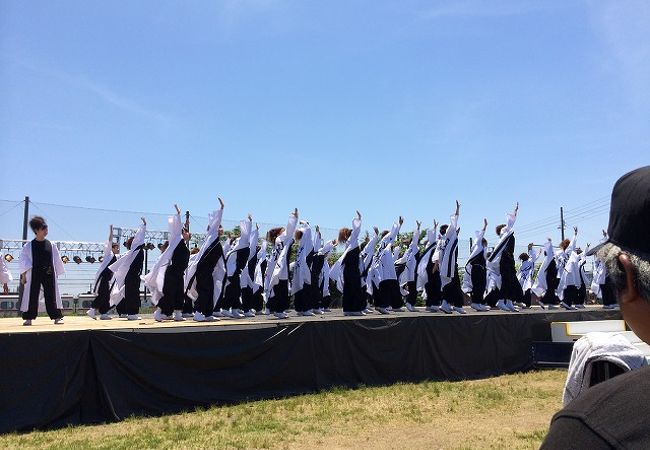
[1,0,648,247]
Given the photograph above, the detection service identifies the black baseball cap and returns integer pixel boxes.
[587,166,650,256]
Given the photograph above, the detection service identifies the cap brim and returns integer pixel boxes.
[586,241,607,256]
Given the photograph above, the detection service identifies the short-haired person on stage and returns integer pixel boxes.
[329,211,367,316]
[574,244,590,309]
[396,221,422,313]
[462,218,490,312]
[486,202,522,312]
[184,197,225,322]
[18,216,65,325]
[542,165,650,448]
[438,201,466,314]
[88,225,120,320]
[0,250,13,294]
[144,205,191,322]
[109,217,146,321]
[416,219,443,312]
[516,243,541,309]
[265,208,298,319]
[557,226,580,310]
[532,238,561,309]
[314,232,336,313]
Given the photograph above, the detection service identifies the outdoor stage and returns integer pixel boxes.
[0,307,621,433]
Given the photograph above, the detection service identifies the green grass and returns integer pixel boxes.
[1,370,566,449]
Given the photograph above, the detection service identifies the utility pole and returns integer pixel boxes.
[560,207,566,241]
[21,196,29,241]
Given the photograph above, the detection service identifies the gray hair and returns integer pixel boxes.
[598,243,650,302]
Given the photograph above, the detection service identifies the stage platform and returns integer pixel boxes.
[0,307,621,433]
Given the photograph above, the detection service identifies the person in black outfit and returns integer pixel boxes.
[193,228,224,321]
[88,225,119,320]
[542,165,650,448]
[158,227,190,321]
[19,216,64,325]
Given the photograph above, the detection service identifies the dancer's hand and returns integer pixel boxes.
[218,197,225,209]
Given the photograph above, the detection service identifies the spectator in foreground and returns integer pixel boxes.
[542,165,650,449]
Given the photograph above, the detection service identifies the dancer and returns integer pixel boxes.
[517,243,540,309]
[88,225,119,320]
[18,216,65,325]
[370,216,404,314]
[0,251,12,294]
[144,205,191,322]
[330,211,367,316]
[573,245,590,309]
[292,221,315,316]
[486,202,521,312]
[396,221,421,312]
[219,215,253,318]
[109,218,146,320]
[557,227,579,310]
[185,198,225,322]
[462,218,489,311]
[416,220,442,312]
[314,234,336,313]
[265,209,299,319]
[360,228,380,313]
[532,238,560,309]
[590,230,617,310]
[251,239,268,314]
[240,223,260,317]
[438,201,465,314]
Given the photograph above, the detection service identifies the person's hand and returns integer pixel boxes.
[218,197,225,209]
[455,200,460,215]
[433,219,438,229]
[248,213,252,222]
[293,208,299,217]
[20,274,26,285]
[373,226,379,235]
[2,283,8,294]
[528,242,534,250]
[315,225,320,233]
[574,226,578,234]
[256,223,259,230]
[483,218,488,229]
[547,237,552,242]
[330,239,337,246]
[514,202,519,213]
[416,220,421,229]
[356,210,362,220]
[602,229,607,238]
[141,217,147,226]
[174,204,181,215]
[398,216,404,226]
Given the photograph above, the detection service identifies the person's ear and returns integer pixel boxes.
[618,253,640,303]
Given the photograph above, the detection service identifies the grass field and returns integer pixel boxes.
[1,370,565,450]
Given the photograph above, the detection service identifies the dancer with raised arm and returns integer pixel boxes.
[185,197,225,322]
[265,208,299,319]
[292,221,315,316]
[438,201,465,314]
[109,217,146,320]
[517,243,540,309]
[370,216,403,314]
[330,211,366,316]
[396,221,421,312]
[416,220,442,312]
[218,214,252,318]
[486,203,521,312]
[145,205,191,322]
[532,238,560,309]
[88,225,119,320]
[462,218,490,312]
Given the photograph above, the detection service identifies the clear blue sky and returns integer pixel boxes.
[1,0,648,247]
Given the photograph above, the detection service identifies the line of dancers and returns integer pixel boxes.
[9,198,616,325]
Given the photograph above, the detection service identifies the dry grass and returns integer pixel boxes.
[1,370,565,450]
